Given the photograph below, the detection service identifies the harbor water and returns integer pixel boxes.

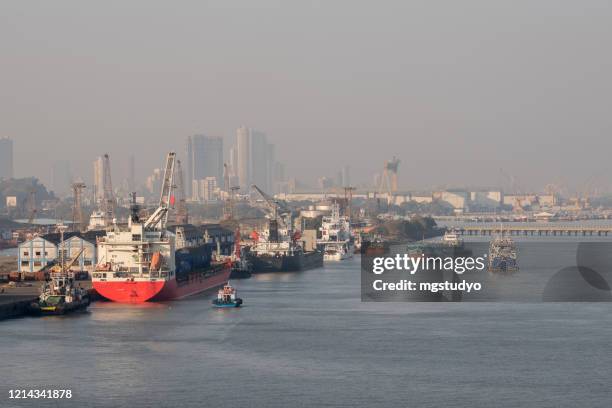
[2,246,612,407]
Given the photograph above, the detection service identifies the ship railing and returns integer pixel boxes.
[149,270,169,279]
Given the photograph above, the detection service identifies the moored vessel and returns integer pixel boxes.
[29,228,90,315]
[29,272,90,316]
[318,203,354,261]
[247,185,323,273]
[92,152,231,303]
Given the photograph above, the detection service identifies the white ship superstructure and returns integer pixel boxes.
[318,203,354,261]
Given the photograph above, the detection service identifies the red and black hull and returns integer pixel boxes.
[93,264,231,303]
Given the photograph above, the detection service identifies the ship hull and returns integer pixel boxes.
[249,251,323,273]
[93,264,231,303]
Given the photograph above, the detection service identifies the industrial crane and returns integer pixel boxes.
[144,152,176,231]
[250,184,294,242]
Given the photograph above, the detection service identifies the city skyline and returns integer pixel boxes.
[2,2,612,192]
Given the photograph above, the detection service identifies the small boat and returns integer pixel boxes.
[442,228,463,246]
[29,272,90,316]
[212,284,243,308]
[29,230,90,316]
[323,241,353,261]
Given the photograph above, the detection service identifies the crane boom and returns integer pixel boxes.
[144,152,176,230]
[251,184,289,214]
[251,184,292,231]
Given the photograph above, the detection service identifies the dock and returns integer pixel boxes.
[457,224,612,237]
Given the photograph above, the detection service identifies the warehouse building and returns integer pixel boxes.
[18,231,105,273]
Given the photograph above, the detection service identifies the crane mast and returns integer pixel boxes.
[144,152,176,231]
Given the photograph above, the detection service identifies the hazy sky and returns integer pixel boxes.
[2,1,612,192]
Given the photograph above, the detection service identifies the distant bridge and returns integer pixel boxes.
[458,225,612,237]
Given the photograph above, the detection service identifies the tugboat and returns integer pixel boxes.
[489,227,519,273]
[29,227,90,316]
[212,284,243,308]
[30,273,90,316]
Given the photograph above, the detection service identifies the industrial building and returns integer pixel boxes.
[191,177,218,202]
[18,231,106,273]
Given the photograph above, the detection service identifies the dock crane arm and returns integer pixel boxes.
[144,152,176,231]
[250,184,292,230]
[251,184,290,215]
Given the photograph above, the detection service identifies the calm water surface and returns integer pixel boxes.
[2,254,612,407]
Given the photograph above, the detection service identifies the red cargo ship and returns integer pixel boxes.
[93,260,231,303]
[92,152,231,303]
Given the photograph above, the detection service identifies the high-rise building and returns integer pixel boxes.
[146,168,163,198]
[232,126,279,193]
[236,126,251,190]
[93,156,105,203]
[229,146,237,178]
[186,135,223,198]
[0,138,14,179]
[191,177,218,202]
[51,160,72,197]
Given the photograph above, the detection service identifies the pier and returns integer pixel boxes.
[457,225,612,237]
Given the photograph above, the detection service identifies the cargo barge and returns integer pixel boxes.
[248,185,323,273]
[248,244,323,272]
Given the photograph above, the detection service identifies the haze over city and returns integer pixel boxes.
[2,0,612,192]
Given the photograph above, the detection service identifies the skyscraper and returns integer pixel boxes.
[186,135,223,199]
[0,138,14,179]
[93,156,105,203]
[236,126,250,190]
[232,126,279,193]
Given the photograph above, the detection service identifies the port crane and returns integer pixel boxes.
[377,157,400,204]
[144,152,176,231]
[251,184,293,241]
